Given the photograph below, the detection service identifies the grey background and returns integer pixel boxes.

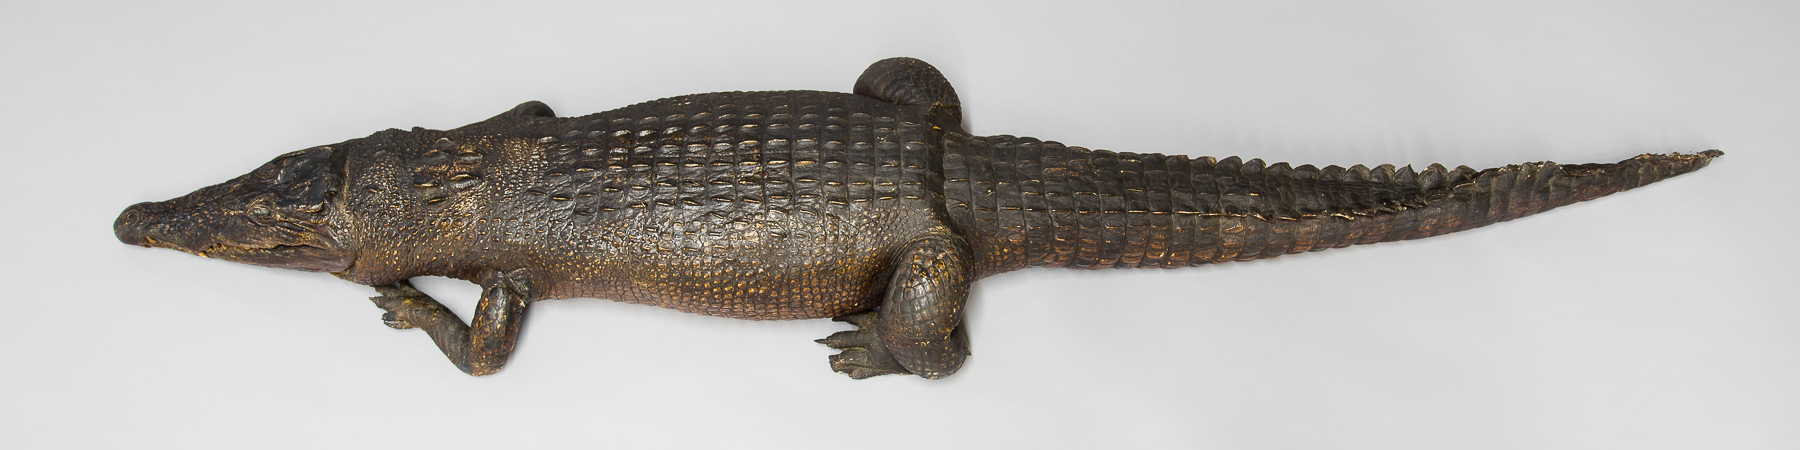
[3,1,1795,448]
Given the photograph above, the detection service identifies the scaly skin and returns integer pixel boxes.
[944,134,1721,275]
[113,57,1721,378]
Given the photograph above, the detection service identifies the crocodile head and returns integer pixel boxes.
[115,147,355,273]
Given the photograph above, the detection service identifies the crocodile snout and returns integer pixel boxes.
[115,202,191,250]
[114,202,155,246]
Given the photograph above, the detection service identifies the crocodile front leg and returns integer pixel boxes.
[819,234,973,379]
[369,268,534,376]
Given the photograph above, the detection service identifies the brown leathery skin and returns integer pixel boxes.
[854,57,966,133]
[336,90,951,321]
[876,231,974,379]
[370,269,534,375]
[114,146,355,273]
[113,57,1722,378]
[944,134,1721,276]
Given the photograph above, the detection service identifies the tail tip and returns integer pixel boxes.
[1630,149,1722,170]
[1684,149,1723,169]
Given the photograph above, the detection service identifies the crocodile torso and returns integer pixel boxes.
[334,90,946,321]
[114,58,1722,378]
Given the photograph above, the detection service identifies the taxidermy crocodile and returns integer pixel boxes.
[114,57,1722,379]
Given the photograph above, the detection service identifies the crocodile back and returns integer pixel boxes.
[531,91,942,236]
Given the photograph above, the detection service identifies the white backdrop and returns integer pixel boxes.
[3,1,1795,448]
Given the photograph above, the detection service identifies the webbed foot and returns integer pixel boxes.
[816,311,912,379]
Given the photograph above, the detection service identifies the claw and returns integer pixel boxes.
[370,282,426,329]
[814,330,864,348]
[827,349,909,379]
[380,310,414,329]
[817,310,911,378]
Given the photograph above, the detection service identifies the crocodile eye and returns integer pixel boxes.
[248,206,273,218]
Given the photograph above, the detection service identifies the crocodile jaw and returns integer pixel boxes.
[116,200,354,273]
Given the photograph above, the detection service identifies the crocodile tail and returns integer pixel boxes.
[1356,149,1722,244]
[941,134,1721,276]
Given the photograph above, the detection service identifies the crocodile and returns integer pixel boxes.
[113,57,1722,379]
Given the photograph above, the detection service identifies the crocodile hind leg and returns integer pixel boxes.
[853,57,965,132]
[369,268,535,376]
[819,235,973,379]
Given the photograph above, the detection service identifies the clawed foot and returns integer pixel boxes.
[815,311,912,379]
[370,281,429,329]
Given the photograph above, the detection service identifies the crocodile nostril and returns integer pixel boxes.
[114,203,154,246]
